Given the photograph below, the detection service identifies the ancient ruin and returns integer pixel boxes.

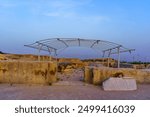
[1,38,150,89]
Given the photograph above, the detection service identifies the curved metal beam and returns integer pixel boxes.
[57,38,69,47]
[90,40,100,48]
[25,38,135,58]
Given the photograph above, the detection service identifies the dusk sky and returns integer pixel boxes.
[0,0,150,61]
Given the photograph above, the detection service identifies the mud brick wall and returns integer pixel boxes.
[0,61,57,85]
[84,66,150,85]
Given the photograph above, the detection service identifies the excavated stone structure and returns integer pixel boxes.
[0,61,57,85]
[84,66,150,85]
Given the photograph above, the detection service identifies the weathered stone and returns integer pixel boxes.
[84,66,150,85]
[0,54,7,60]
[84,66,93,84]
[93,68,102,85]
[0,61,57,85]
[103,77,137,91]
[4,54,53,61]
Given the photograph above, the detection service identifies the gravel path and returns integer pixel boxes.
[0,83,150,100]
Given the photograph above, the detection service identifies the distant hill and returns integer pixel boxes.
[0,51,4,54]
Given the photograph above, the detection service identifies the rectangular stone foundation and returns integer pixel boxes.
[103,77,137,91]
[0,61,57,85]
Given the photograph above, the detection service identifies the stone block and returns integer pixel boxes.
[103,77,137,91]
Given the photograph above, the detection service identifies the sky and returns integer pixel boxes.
[0,0,150,61]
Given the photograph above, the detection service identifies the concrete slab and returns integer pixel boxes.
[103,77,137,91]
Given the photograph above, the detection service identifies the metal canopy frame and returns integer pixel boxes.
[25,38,135,68]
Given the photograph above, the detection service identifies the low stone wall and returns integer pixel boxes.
[0,61,57,85]
[84,66,150,85]
[0,54,54,61]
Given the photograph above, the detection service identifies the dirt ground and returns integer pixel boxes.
[0,69,150,100]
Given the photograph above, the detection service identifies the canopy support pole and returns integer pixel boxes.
[38,44,42,61]
[47,47,52,61]
[117,47,120,68]
[102,51,105,66]
[107,49,111,67]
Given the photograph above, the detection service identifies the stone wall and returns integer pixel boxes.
[84,66,150,85]
[57,58,89,73]
[58,58,82,63]
[0,54,7,60]
[4,54,52,61]
[0,61,57,85]
[84,67,93,84]
[82,58,117,67]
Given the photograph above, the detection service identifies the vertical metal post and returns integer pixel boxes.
[117,47,120,68]
[54,49,58,78]
[78,38,80,46]
[107,57,109,67]
[102,51,105,66]
[54,50,57,62]
[107,49,111,67]
[38,44,42,61]
[47,47,52,61]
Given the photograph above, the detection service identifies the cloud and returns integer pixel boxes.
[44,12,60,17]
[43,11,109,23]
[49,0,93,9]
[44,11,76,18]
[42,0,109,22]
[81,16,110,22]
[49,1,74,9]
